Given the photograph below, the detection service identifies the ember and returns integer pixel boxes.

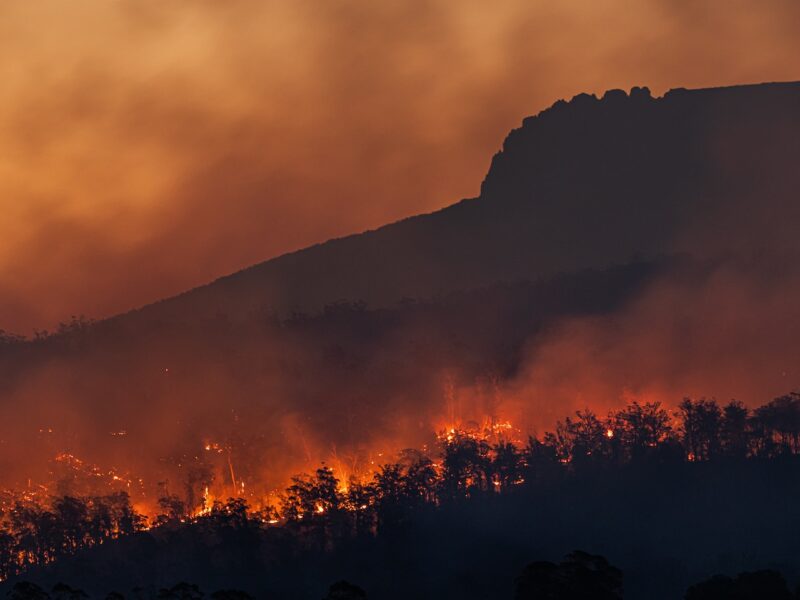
[1,393,800,583]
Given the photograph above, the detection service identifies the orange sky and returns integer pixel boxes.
[1,0,799,333]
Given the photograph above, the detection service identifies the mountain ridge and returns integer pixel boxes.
[102,79,800,328]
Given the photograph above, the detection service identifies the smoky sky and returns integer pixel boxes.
[1,0,800,333]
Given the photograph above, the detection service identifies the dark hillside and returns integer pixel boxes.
[113,82,800,327]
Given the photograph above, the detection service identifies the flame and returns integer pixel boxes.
[4,406,533,525]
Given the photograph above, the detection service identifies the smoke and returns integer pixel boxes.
[0,302,471,507]
[1,0,800,332]
[510,263,800,425]
[507,92,800,423]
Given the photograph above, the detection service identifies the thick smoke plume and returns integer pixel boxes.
[2,0,800,332]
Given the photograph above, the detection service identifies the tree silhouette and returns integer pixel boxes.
[323,580,367,600]
[720,401,749,458]
[9,502,58,566]
[523,436,562,485]
[282,466,344,547]
[157,582,204,600]
[373,463,406,533]
[562,410,614,467]
[752,393,800,456]
[678,398,722,461]
[156,495,187,527]
[53,497,89,553]
[514,560,560,599]
[345,480,376,536]
[685,570,792,599]
[440,433,491,498]
[0,528,14,581]
[6,582,51,600]
[515,551,622,600]
[684,574,735,599]
[559,551,623,600]
[491,441,524,490]
[612,401,672,460]
[50,583,88,600]
[402,457,438,506]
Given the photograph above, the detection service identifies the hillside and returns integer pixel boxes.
[115,81,800,326]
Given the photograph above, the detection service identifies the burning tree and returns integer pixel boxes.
[3,391,800,581]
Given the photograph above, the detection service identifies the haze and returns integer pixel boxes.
[2,0,799,332]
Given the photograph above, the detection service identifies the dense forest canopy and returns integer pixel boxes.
[3,393,800,599]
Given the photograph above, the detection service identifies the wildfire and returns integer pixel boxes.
[437,418,523,446]
[8,409,530,528]
[204,442,224,453]
[195,486,214,517]
[1,390,795,587]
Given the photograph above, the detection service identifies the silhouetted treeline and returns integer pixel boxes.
[3,391,800,588]
[0,493,144,582]
[514,551,623,599]
[9,552,800,599]
[686,569,798,600]
[266,392,800,554]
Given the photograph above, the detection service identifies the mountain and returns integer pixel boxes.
[116,81,800,326]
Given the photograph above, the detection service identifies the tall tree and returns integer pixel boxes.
[612,401,672,460]
[720,401,749,459]
[678,398,722,461]
[491,441,524,490]
[752,393,800,456]
[440,433,491,498]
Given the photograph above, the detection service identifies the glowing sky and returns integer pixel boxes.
[1,0,799,332]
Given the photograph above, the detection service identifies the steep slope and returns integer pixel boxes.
[118,81,800,325]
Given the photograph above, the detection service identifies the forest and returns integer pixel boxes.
[3,393,800,598]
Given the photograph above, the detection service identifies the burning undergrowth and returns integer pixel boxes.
[3,392,800,584]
